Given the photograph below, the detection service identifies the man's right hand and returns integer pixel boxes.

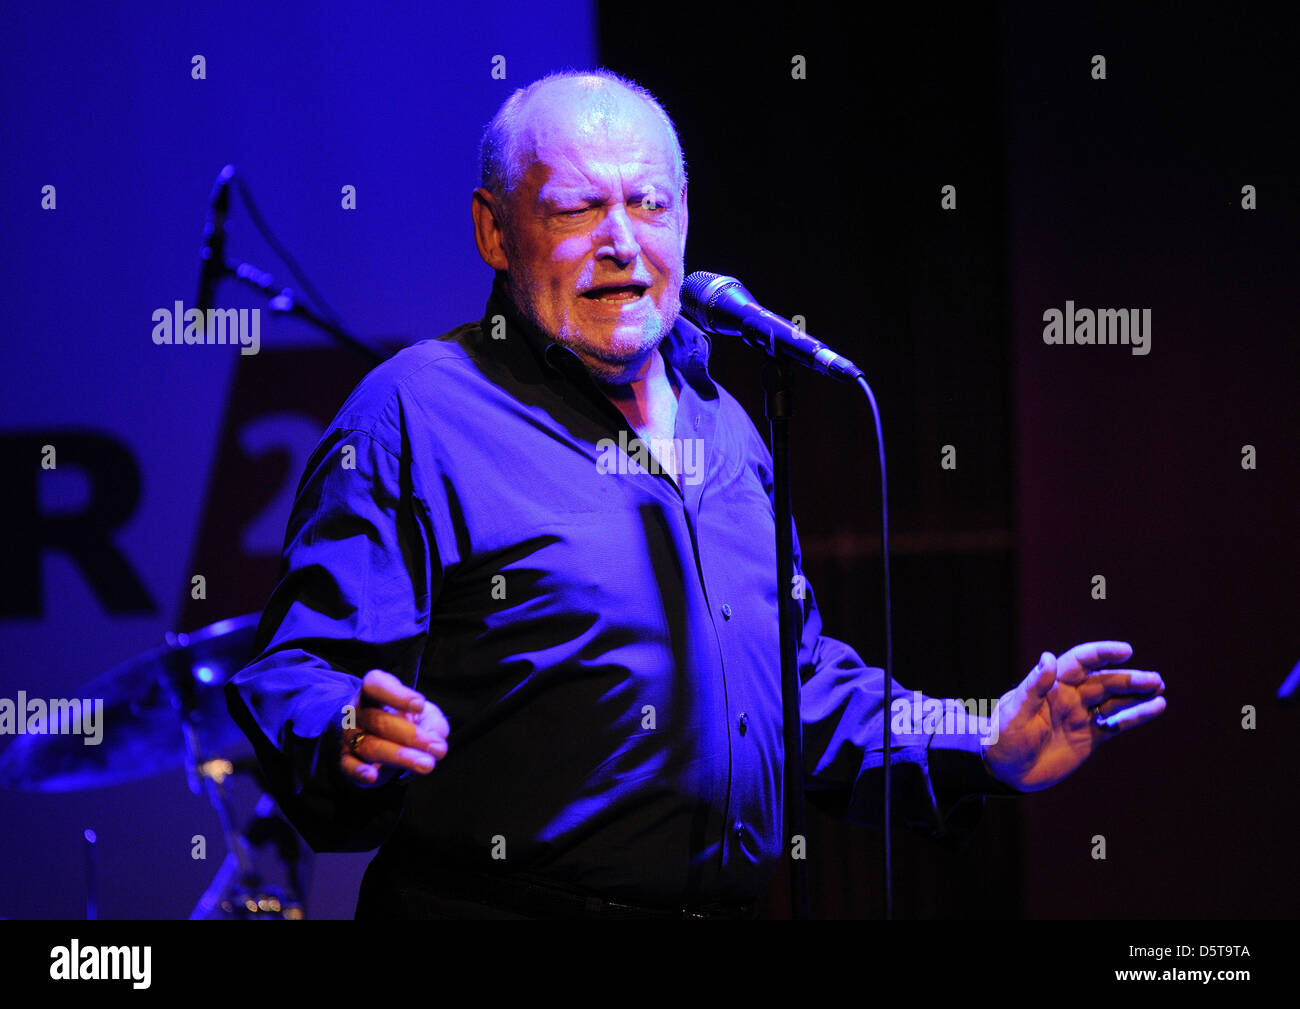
[339,670,450,787]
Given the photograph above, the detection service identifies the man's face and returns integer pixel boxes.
[477,86,688,383]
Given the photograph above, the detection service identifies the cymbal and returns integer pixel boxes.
[0,613,261,792]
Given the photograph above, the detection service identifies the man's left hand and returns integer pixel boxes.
[981,640,1166,792]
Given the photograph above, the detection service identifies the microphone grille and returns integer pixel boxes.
[681,270,726,310]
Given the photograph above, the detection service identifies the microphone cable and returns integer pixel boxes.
[856,372,894,920]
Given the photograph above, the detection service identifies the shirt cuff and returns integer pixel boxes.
[926,728,1025,799]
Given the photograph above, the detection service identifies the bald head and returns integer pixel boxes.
[479,70,687,215]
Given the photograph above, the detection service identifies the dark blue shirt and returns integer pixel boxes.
[227,278,1003,906]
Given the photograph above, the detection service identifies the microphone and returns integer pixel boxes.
[196,164,237,312]
[1279,658,1300,707]
[680,270,865,383]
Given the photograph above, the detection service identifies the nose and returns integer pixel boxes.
[594,203,640,267]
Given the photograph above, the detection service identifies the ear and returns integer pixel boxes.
[472,187,510,271]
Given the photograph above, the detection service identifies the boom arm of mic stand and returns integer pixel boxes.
[222,260,388,364]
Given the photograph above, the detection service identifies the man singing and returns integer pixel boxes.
[226,69,1166,919]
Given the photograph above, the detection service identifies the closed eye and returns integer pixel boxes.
[633,194,669,212]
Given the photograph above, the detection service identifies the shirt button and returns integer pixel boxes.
[721,603,733,619]
[734,820,744,839]
[738,713,748,735]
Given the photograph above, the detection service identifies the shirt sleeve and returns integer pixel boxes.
[224,399,437,853]
[794,526,1022,846]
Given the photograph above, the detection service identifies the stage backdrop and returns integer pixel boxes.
[1008,4,1300,919]
[0,0,595,920]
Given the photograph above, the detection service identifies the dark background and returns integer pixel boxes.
[599,3,1023,918]
[2,1,1296,919]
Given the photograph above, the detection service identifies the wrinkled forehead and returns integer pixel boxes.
[515,85,679,191]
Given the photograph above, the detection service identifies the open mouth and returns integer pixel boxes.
[581,284,649,303]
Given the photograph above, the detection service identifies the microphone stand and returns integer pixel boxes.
[222,259,387,364]
[764,356,810,920]
[195,165,388,364]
